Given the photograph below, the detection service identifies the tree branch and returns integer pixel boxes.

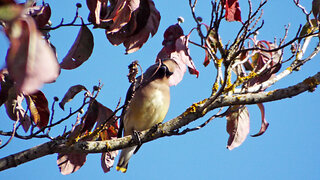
[1,70,320,171]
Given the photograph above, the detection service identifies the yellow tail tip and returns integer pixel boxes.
[116,166,127,173]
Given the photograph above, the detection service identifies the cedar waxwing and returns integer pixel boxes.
[116,59,178,173]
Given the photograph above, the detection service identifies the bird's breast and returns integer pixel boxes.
[123,84,170,134]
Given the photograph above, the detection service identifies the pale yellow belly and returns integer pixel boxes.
[123,89,169,135]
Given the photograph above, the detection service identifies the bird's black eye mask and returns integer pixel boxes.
[158,64,173,78]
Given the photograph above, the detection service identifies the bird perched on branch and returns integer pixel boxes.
[116,59,178,173]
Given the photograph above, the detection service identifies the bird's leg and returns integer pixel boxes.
[132,130,142,154]
[132,130,142,146]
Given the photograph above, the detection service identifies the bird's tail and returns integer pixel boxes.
[116,145,137,173]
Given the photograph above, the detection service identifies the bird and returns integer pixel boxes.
[116,59,178,173]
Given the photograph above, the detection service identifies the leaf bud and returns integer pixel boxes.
[177,16,184,24]
[76,3,82,8]
[54,96,59,101]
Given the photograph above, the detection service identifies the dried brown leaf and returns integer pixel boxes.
[26,90,49,129]
[4,88,31,132]
[59,85,88,110]
[26,3,51,28]
[60,25,94,70]
[0,69,13,106]
[313,0,320,20]
[106,0,160,53]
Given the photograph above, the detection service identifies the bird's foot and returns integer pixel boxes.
[132,130,142,147]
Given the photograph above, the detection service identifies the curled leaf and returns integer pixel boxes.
[5,16,60,94]
[4,88,31,132]
[226,106,250,150]
[106,0,160,53]
[60,25,94,70]
[25,90,49,129]
[156,24,198,86]
[251,103,269,137]
[59,85,88,110]
[26,3,51,28]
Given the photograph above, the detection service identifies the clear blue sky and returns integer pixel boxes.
[1,0,320,179]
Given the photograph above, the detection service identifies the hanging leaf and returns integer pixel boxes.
[225,0,242,22]
[0,69,13,106]
[57,152,87,175]
[4,88,31,132]
[59,85,88,110]
[106,0,161,53]
[226,106,250,150]
[57,122,87,175]
[93,102,118,173]
[81,100,100,133]
[60,25,94,70]
[5,16,60,94]
[156,24,198,86]
[25,90,50,129]
[312,0,320,20]
[251,103,269,137]
[101,148,118,173]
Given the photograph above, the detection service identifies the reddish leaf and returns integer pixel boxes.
[104,0,132,33]
[26,3,51,28]
[4,88,31,132]
[93,102,118,173]
[81,100,100,133]
[156,24,198,86]
[57,153,87,175]
[57,123,87,175]
[248,41,282,88]
[313,0,320,20]
[251,103,269,137]
[226,106,250,150]
[60,25,94,70]
[87,0,129,28]
[0,69,13,106]
[0,0,16,6]
[225,0,242,22]
[5,16,60,94]
[106,0,160,53]
[59,85,88,110]
[25,90,49,129]
[101,149,118,173]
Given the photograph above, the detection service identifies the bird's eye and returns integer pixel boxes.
[159,64,173,77]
